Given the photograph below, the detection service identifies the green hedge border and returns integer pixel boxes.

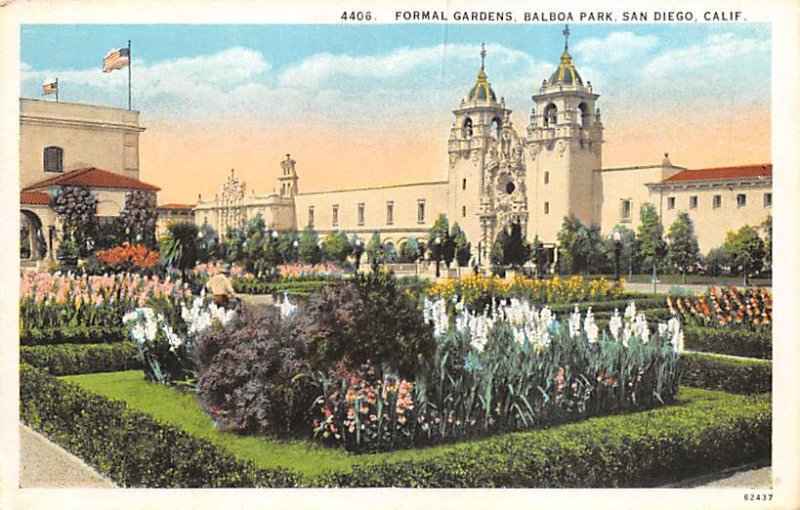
[21,363,770,488]
[20,343,142,376]
[684,327,771,360]
[21,326,127,346]
[680,351,772,394]
[20,364,298,488]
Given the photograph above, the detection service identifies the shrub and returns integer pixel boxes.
[20,325,126,346]
[295,272,435,377]
[20,343,141,375]
[683,327,771,359]
[195,305,313,436]
[315,388,771,487]
[19,364,298,487]
[680,351,771,394]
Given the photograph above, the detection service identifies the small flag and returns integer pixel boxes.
[42,79,58,95]
[103,47,130,73]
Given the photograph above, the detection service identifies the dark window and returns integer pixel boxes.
[544,171,549,184]
[737,194,747,208]
[764,193,772,208]
[689,196,698,209]
[386,202,394,225]
[358,203,365,226]
[308,207,314,227]
[462,178,467,190]
[505,182,515,195]
[463,118,473,138]
[417,201,425,223]
[713,195,722,209]
[667,197,675,210]
[462,205,466,217]
[43,146,63,173]
[544,202,550,214]
[332,205,339,227]
[620,199,631,221]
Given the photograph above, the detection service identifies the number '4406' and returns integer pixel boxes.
[341,11,372,21]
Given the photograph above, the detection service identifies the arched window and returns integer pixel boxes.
[577,102,590,128]
[43,146,63,173]
[544,104,557,127]
[463,118,473,138]
[490,117,502,138]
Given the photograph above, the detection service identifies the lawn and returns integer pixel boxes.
[62,370,764,480]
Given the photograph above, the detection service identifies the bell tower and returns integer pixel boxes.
[525,25,604,244]
[447,44,526,262]
[277,153,299,198]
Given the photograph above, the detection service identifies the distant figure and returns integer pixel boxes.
[206,264,238,308]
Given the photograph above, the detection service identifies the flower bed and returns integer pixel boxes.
[20,343,141,376]
[95,243,160,272]
[667,286,771,330]
[426,275,624,309]
[679,351,771,394]
[26,367,771,488]
[683,326,771,360]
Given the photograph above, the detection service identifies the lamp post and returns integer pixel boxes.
[434,235,442,278]
[354,239,364,272]
[612,229,622,281]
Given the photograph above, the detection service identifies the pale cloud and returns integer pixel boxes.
[573,31,659,64]
[642,32,769,81]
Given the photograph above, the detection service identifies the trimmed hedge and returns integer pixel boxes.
[680,351,771,394]
[20,343,142,376]
[548,296,665,314]
[683,327,771,360]
[233,279,339,295]
[19,364,298,488]
[316,389,771,487]
[21,326,127,346]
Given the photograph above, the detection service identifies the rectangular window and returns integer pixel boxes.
[713,195,722,209]
[544,171,550,185]
[462,205,467,217]
[417,200,426,223]
[307,206,314,227]
[763,193,772,208]
[462,178,467,190]
[332,205,339,227]
[386,201,394,225]
[737,194,747,208]
[667,197,675,210]
[43,146,63,173]
[620,199,631,222]
[358,203,365,226]
[544,202,549,214]
[689,196,698,209]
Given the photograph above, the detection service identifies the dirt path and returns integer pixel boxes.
[19,423,116,488]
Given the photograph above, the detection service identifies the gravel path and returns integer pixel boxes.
[698,467,772,488]
[19,424,116,488]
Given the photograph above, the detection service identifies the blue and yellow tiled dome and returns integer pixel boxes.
[467,68,497,101]
[547,49,583,87]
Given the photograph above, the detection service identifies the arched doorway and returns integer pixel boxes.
[20,210,46,260]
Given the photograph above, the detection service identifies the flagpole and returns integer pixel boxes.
[55,78,59,102]
[127,40,132,110]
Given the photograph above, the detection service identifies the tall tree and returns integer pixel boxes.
[723,225,765,286]
[120,190,158,248]
[366,231,385,266]
[666,211,701,283]
[760,215,772,272]
[496,221,532,268]
[427,214,454,268]
[399,238,420,263]
[160,221,199,277]
[298,225,322,264]
[636,203,666,275]
[451,223,472,268]
[323,231,352,264]
[242,213,266,272]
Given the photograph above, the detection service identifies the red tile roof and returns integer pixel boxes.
[663,164,772,183]
[20,191,52,205]
[23,167,160,192]
[158,203,194,211]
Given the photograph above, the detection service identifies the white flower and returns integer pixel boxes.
[609,309,622,341]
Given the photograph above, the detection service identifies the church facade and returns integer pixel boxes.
[192,35,772,262]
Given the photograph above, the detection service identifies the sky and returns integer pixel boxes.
[20,23,771,204]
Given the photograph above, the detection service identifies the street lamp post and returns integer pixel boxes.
[354,239,364,272]
[434,236,442,278]
[613,230,622,281]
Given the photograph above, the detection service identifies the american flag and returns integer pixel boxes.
[42,79,58,95]
[103,47,130,73]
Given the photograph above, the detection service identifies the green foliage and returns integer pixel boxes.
[160,221,200,272]
[299,225,322,264]
[296,272,435,378]
[636,203,666,270]
[705,246,730,277]
[427,214,455,267]
[21,325,127,346]
[496,221,532,268]
[197,223,220,263]
[120,190,158,248]
[724,225,766,280]
[323,231,352,264]
[19,364,299,487]
[683,326,771,360]
[760,215,772,271]
[680,352,771,394]
[451,223,472,268]
[366,231,385,266]
[20,343,141,375]
[556,215,602,274]
[398,238,421,263]
[611,224,641,275]
[666,212,700,279]
[315,387,771,487]
[53,185,98,257]
[275,231,299,264]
